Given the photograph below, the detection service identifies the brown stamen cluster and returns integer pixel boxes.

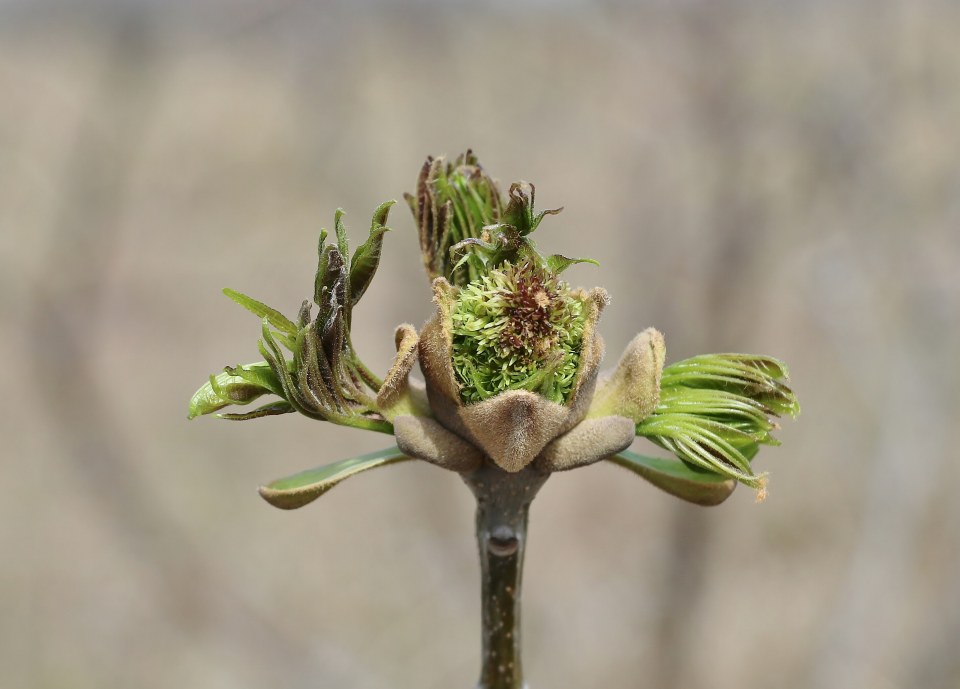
[498,265,560,357]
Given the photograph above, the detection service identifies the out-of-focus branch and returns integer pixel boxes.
[805,242,949,689]
[643,5,760,687]
[25,15,384,688]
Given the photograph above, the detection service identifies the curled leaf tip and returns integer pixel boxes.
[755,474,770,503]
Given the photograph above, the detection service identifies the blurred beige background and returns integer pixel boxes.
[2,1,959,688]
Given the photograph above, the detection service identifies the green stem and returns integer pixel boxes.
[462,463,549,689]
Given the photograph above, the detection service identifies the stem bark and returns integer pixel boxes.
[462,463,549,689]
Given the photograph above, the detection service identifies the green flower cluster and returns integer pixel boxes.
[451,261,587,405]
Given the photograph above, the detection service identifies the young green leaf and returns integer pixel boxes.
[349,200,394,304]
[188,366,276,419]
[606,450,737,506]
[223,288,297,336]
[314,228,331,306]
[546,254,600,275]
[259,446,413,510]
[223,361,285,397]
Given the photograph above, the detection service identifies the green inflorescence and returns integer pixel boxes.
[451,261,587,405]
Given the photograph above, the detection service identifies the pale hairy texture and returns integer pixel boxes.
[558,291,607,434]
[419,312,460,403]
[419,278,476,441]
[393,415,484,472]
[459,390,574,472]
[419,308,472,440]
[419,278,462,404]
[421,321,607,472]
[568,287,609,401]
[588,327,665,422]
[535,416,635,472]
[376,324,421,419]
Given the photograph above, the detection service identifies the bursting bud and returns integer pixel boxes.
[189,150,798,508]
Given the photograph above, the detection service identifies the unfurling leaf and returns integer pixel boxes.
[350,200,394,304]
[659,353,799,418]
[193,203,394,429]
[409,160,591,280]
[500,182,560,237]
[635,351,798,496]
[188,362,281,419]
[223,362,285,397]
[406,151,502,286]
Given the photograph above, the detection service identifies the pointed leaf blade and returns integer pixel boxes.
[223,288,297,336]
[334,208,350,262]
[259,446,413,510]
[546,254,600,274]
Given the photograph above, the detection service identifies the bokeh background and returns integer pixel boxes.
[3,1,959,688]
